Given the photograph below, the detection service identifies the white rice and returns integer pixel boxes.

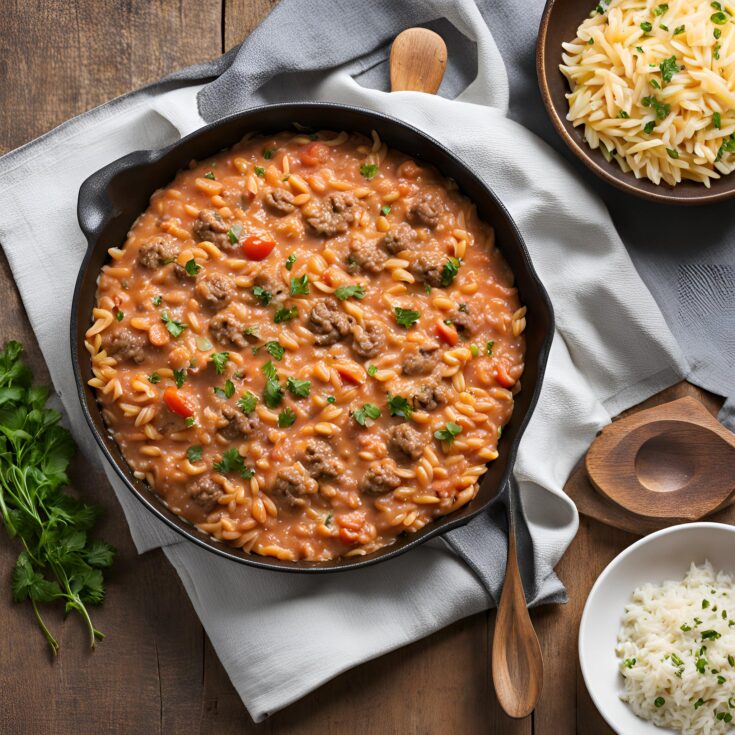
[617,562,735,734]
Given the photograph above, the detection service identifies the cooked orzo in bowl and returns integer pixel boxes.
[86,129,526,561]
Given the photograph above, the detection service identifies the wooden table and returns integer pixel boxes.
[0,3,721,733]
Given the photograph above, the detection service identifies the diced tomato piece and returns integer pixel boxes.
[163,386,194,418]
[339,527,360,544]
[299,142,328,167]
[338,511,365,531]
[436,320,459,346]
[495,363,516,389]
[241,235,275,261]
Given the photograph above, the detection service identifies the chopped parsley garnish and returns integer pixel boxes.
[115,310,124,321]
[286,377,311,398]
[717,712,733,723]
[173,368,187,388]
[434,422,463,445]
[335,284,366,300]
[152,295,162,306]
[184,258,201,276]
[324,513,333,527]
[237,391,258,414]
[380,205,391,216]
[715,27,722,38]
[226,223,242,245]
[213,448,250,477]
[666,148,679,159]
[262,362,283,408]
[290,274,310,296]
[263,148,275,159]
[274,305,298,323]
[642,95,671,119]
[186,445,203,462]
[670,653,684,667]
[640,21,653,32]
[441,257,461,287]
[696,657,708,673]
[660,23,669,31]
[326,395,336,404]
[701,629,721,640]
[360,163,378,179]
[367,364,378,377]
[623,657,637,669]
[278,408,297,428]
[673,24,685,34]
[263,341,283,361]
[694,698,706,709]
[210,351,230,375]
[717,675,727,684]
[285,254,296,271]
[352,403,381,426]
[184,416,196,427]
[716,134,735,161]
[654,3,668,14]
[711,11,727,23]
[729,654,735,667]
[213,380,235,400]
[654,697,665,708]
[161,311,187,338]
[148,372,161,384]
[204,171,216,180]
[254,166,266,177]
[681,623,692,632]
[649,78,661,89]
[470,344,479,357]
[252,285,272,306]
[486,340,495,356]
[394,307,420,329]
[703,599,711,609]
[636,45,644,52]
[715,42,721,59]
[644,120,656,134]
[619,110,630,118]
[659,56,680,83]
[387,393,412,420]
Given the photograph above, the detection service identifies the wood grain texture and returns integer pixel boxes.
[390,28,448,93]
[0,3,725,734]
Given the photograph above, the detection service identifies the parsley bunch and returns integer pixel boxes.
[0,341,115,654]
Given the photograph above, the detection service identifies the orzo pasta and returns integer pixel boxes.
[87,129,526,561]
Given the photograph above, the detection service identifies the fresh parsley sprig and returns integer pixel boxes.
[0,341,115,654]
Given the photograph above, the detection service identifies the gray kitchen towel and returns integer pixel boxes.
[0,0,704,721]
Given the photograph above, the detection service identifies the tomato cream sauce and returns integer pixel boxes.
[88,129,526,561]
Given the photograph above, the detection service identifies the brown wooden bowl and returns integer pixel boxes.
[536,0,735,205]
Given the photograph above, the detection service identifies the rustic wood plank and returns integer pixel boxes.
[224,0,280,50]
[0,2,222,734]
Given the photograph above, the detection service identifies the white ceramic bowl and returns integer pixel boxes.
[579,522,735,735]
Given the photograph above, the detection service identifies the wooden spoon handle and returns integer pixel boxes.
[492,500,544,718]
[390,28,447,94]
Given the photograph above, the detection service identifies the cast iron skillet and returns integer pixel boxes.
[72,103,554,572]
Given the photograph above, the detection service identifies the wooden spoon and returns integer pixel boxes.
[389,28,543,719]
[586,396,735,522]
[492,478,544,718]
[390,28,447,94]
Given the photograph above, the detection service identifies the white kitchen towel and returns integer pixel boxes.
[0,0,687,721]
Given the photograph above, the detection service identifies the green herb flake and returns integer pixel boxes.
[619,110,630,118]
[204,171,216,180]
[470,344,479,357]
[210,351,230,375]
[161,311,187,338]
[263,148,275,160]
[380,205,391,216]
[326,395,336,404]
[394,307,420,329]
[623,657,637,669]
[352,403,381,426]
[714,111,722,129]
[335,283,366,301]
[213,447,245,475]
[715,42,721,59]
[173,369,187,388]
[324,512,333,527]
[213,379,235,400]
[360,163,378,180]
[716,712,733,723]
[703,599,711,609]
[486,340,495,356]
[274,306,299,324]
[115,310,124,322]
[387,393,413,420]
[681,623,692,632]
[254,166,266,177]
[715,27,722,38]
[290,274,310,296]
[285,254,297,270]
[654,697,665,708]
[694,698,706,709]
[152,295,162,306]
[666,148,679,159]
[659,23,669,30]
[278,408,297,428]
[184,416,196,427]
[701,629,721,640]
[252,285,272,306]
[641,21,653,32]
[226,223,242,245]
[711,11,727,23]
[237,392,258,415]
[649,78,662,89]
[636,45,644,52]
[654,3,668,14]
[184,258,201,277]
[264,342,284,361]
[441,257,461,287]
[696,657,708,674]
[287,377,311,398]
[186,445,203,463]
[367,364,378,377]
[716,134,735,161]
[673,24,685,34]
[644,120,656,134]
[148,372,161,384]
[434,422,463,445]
[659,55,680,83]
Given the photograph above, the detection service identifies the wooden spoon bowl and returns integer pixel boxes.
[586,397,735,522]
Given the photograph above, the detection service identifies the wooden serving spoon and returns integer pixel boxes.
[586,396,735,522]
[389,27,543,719]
